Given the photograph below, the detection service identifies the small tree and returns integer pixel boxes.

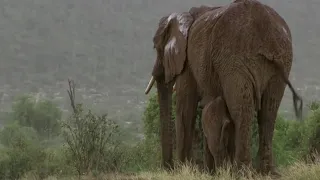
[61,79,119,176]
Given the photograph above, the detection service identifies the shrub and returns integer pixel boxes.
[10,94,62,139]
[143,93,161,142]
[304,101,320,162]
[0,122,39,147]
[37,146,75,177]
[61,103,120,175]
[0,124,46,180]
[123,139,162,172]
[61,79,122,176]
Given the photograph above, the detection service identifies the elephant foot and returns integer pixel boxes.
[163,160,174,172]
[258,166,281,179]
[203,165,215,175]
[231,163,255,179]
[270,168,282,179]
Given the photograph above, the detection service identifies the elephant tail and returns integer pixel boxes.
[273,59,303,121]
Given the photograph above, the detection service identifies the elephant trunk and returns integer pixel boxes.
[156,80,174,170]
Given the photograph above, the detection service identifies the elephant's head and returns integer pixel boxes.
[145,12,194,90]
[144,12,194,169]
[145,5,221,93]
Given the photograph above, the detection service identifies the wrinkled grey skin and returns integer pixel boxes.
[144,0,303,175]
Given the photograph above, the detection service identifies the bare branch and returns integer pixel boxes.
[67,79,77,113]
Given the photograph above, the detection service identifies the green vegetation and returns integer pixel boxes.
[0,83,319,179]
[0,0,318,132]
[0,0,318,179]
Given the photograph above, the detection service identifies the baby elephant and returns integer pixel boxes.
[201,96,235,173]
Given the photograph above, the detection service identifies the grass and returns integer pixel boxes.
[21,161,320,180]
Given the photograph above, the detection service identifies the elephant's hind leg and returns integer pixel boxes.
[221,75,255,170]
[257,76,285,176]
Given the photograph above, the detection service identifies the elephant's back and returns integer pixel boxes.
[187,0,293,107]
[190,0,292,60]
[187,7,227,99]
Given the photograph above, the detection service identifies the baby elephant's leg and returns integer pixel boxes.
[202,96,232,172]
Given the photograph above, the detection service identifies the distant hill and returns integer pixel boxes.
[0,0,319,127]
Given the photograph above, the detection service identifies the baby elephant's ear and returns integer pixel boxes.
[162,12,194,84]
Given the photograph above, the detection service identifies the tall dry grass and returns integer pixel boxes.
[25,161,320,180]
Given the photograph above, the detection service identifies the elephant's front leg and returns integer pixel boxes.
[203,137,214,173]
[175,68,199,163]
[257,76,285,176]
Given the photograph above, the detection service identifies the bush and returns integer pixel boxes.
[61,103,120,175]
[38,146,75,177]
[0,124,46,180]
[0,122,39,147]
[10,94,62,139]
[61,79,124,176]
[0,94,75,179]
[0,80,135,178]
[143,93,161,142]
[304,103,320,162]
[123,139,162,172]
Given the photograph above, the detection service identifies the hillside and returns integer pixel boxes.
[0,0,319,128]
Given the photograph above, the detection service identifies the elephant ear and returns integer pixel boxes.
[153,12,194,84]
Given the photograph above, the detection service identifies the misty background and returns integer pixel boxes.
[0,0,318,137]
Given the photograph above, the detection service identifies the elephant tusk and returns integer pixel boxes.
[173,83,176,92]
[145,76,155,94]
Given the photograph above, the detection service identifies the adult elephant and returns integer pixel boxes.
[144,0,303,175]
[144,5,221,169]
